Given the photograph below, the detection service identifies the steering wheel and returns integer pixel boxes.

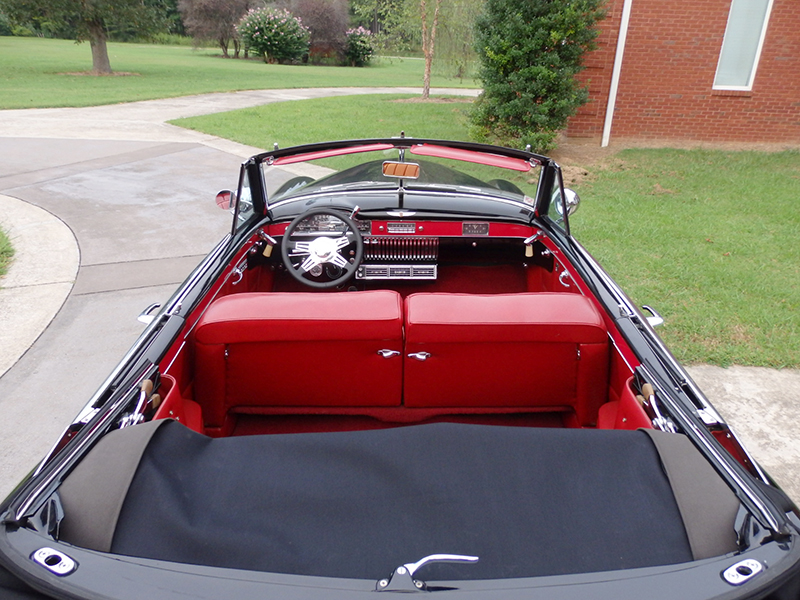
[280,208,364,289]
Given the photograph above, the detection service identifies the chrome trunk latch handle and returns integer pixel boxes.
[137,303,161,325]
[407,352,431,361]
[377,554,479,592]
[377,349,401,358]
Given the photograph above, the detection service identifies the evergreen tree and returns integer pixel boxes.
[471,0,605,152]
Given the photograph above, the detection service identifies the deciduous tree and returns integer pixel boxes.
[279,0,349,63]
[435,0,482,80]
[0,0,162,74]
[419,0,441,99]
[178,0,251,58]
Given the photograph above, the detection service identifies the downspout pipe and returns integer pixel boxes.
[601,0,634,147]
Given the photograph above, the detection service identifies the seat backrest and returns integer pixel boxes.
[403,292,609,425]
[193,291,404,429]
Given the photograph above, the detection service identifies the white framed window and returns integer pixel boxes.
[713,0,774,90]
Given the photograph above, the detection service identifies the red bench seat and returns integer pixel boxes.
[192,291,610,430]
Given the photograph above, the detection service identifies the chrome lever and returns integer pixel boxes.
[404,554,480,576]
[377,554,479,592]
[377,349,401,358]
[407,352,431,361]
[137,303,161,325]
[641,304,665,327]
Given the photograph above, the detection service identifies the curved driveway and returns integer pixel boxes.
[0,87,798,502]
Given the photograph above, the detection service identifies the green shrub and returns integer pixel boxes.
[0,226,13,280]
[146,33,199,46]
[0,11,12,36]
[470,0,605,153]
[11,24,33,36]
[344,26,374,67]
[236,7,310,64]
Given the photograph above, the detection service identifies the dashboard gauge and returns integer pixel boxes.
[325,264,343,279]
[462,222,490,236]
[294,214,349,234]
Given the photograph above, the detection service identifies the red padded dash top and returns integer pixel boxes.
[405,292,607,344]
[195,291,403,344]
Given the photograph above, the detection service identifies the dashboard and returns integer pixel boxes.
[270,217,536,282]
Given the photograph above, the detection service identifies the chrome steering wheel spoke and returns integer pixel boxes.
[333,235,352,249]
[299,254,323,273]
[292,240,314,255]
[330,252,349,269]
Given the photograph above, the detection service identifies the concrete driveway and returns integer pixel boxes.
[1,87,798,503]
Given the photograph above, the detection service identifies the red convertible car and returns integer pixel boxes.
[1,138,798,599]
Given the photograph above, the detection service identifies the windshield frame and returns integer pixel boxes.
[256,138,550,218]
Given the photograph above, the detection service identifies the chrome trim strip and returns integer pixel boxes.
[32,237,231,479]
[163,341,187,377]
[163,235,231,316]
[571,238,774,491]
[609,333,635,375]
[727,424,771,483]
[641,365,780,532]
[356,264,438,280]
[18,365,157,520]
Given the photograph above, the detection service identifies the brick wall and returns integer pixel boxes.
[567,0,800,143]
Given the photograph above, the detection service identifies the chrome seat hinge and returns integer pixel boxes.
[640,383,677,433]
[231,255,248,285]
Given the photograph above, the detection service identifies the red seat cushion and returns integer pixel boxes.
[195,291,403,343]
[405,292,608,343]
[403,293,609,425]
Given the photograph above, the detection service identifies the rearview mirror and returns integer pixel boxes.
[563,189,580,216]
[554,188,581,218]
[215,190,235,210]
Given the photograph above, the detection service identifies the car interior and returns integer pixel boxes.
[40,146,764,586]
[51,211,744,582]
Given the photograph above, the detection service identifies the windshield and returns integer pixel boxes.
[262,143,543,212]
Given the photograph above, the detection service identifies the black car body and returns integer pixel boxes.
[2,138,799,599]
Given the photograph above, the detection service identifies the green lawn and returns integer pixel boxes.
[3,41,794,370]
[0,36,477,109]
[571,149,800,368]
[172,94,534,188]
[0,227,13,280]
[175,96,800,367]
[172,94,475,147]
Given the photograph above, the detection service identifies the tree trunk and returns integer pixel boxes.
[219,37,230,58]
[87,20,112,74]
[420,0,441,99]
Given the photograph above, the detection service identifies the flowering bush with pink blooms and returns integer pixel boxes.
[237,7,310,64]
[344,26,374,67]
